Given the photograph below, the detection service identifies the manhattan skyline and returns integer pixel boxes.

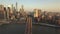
[0,0,60,12]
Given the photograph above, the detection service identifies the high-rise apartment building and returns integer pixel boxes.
[34,9,41,18]
[0,5,4,11]
[0,5,5,19]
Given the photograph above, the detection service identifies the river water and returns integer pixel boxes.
[0,24,60,34]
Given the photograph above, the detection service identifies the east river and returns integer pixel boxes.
[0,24,60,34]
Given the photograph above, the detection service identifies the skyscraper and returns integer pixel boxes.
[4,7,7,20]
[34,9,39,18]
[0,5,5,19]
[19,5,25,17]
[0,5,4,11]
[34,9,41,18]
[21,5,24,12]
[33,9,42,22]
[11,4,13,11]
[20,5,24,12]
[16,2,18,11]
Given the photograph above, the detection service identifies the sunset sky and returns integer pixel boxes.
[0,0,60,12]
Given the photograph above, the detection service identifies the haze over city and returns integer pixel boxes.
[0,0,60,12]
[0,0,60,34]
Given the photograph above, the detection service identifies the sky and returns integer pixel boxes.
[0,0,60,12]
